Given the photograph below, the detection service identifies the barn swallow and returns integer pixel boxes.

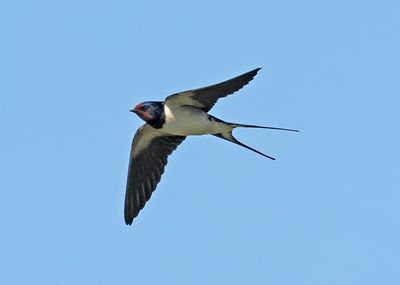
[125,68,298,225]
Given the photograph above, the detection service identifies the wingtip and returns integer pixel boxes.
[124,210,134,225]
[251,67,262,77]
[243,67,262,79]
[125,218,133,226]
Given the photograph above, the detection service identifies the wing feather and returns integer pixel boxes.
[165,68,261,112]
[124,124,185,224]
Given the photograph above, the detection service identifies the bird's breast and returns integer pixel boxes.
[162,105,228,136]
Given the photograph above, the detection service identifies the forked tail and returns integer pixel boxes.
[213,121,298,160]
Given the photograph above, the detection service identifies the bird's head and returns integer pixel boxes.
[130,101,164,123]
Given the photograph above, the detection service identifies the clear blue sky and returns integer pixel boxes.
[1,0,399,284]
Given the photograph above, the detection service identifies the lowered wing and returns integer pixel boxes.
[124,124,185,224]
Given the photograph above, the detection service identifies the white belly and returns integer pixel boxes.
[162,105,228,136]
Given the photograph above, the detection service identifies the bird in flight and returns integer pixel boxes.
[124,68,297,225]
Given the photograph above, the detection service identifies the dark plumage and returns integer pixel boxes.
[125,127,185,223]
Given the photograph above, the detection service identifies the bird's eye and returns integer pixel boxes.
[141,105,149,111]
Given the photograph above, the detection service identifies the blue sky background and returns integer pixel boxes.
[1,0,399,284]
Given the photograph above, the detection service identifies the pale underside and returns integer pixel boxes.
[161,103,231,136]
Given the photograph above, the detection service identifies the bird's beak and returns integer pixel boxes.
[130,103,144,114]
[130,107,139,114]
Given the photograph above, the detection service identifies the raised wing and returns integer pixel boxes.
[124,124,185,225]
[165,68,261,112]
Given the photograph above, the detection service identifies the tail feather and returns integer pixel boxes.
[228,122,299,132]
[210,116,298,159]
[209,115,298,133]
[213,133,276,160]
